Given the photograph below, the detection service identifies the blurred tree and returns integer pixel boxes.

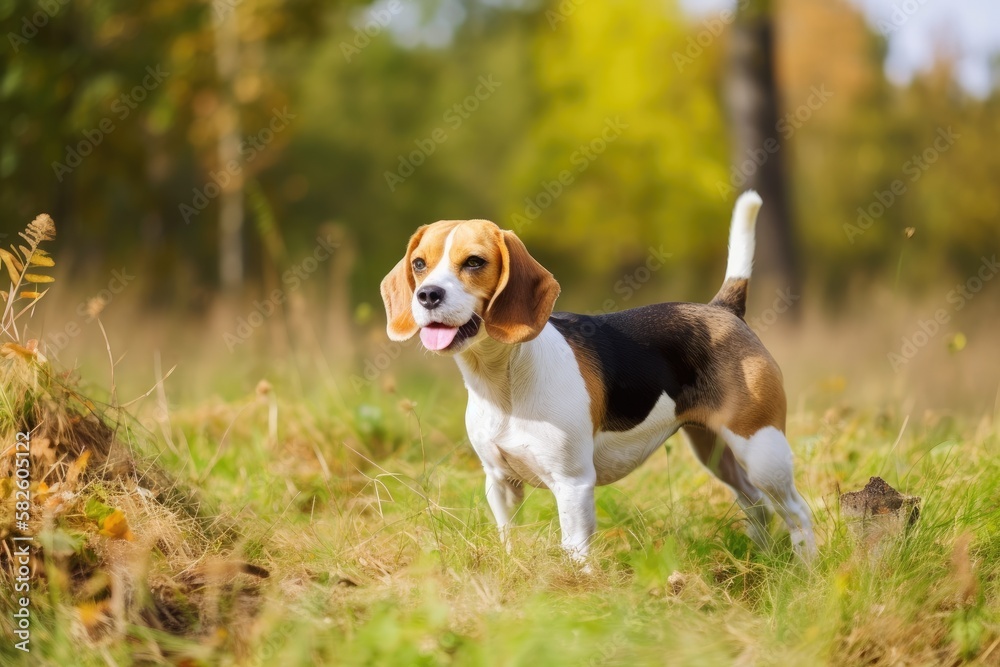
[775,0,1000,299]
[505,0,731,306]
[1,0,330,297]
[278,2,539,306]
[213,0,245,292]
[1,0,997,316]
[726,0,800,306]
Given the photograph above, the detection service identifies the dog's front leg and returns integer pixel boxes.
[484,473,523,550]
[552,473,597,562]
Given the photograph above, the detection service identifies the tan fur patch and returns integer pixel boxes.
[447,221,505,302]
[410,220,463,277]
[562,339,606,433]
[675,305,786,437]
[726,354,786,436]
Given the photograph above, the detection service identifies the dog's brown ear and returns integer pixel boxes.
[485,230,560,344]
[380,228,426,341]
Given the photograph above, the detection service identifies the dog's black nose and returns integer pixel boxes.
[416,284,445,309]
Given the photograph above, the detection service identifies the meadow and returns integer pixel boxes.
[1,225,998,666]
[4,0,1000,663]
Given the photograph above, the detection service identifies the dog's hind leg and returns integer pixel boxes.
[719,425,817,559]
[682,425,771,549]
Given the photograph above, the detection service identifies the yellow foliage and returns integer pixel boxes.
[1,214,57,342]
[29,249,54,267]
[0,249,21,284]
[508,0,729,272]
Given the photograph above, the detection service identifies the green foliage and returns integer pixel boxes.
[2,0,997,309]
[508,0,730,278]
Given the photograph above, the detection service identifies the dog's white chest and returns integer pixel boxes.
[593,393,680,485]
[460,325,595,488]
[458,325,681,488]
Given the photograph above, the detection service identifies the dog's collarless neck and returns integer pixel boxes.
[455,337,519,408]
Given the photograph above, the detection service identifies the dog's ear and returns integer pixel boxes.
[380,227,426,341]
[485,230,560,344]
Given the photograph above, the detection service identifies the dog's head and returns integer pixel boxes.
[380,220,560,353]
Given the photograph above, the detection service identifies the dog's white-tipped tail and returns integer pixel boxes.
[711,191,763,320]
[725,190,763,280]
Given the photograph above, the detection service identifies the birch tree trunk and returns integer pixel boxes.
[213,4,244,293]
[726,0,801,310]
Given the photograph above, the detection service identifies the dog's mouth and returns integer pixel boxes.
[419,318,481,352]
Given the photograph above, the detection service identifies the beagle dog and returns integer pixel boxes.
[380,192,816,560]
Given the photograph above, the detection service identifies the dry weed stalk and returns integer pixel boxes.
[0,213,57,342]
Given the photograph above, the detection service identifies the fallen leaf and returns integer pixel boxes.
[99,509,135,541]
[32,437,56,466]
[65,450,92,486]
[84,496,115,523]
[75,600,111,634]
[1,342,36,362]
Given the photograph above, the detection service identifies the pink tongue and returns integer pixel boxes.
[420,326,459,351]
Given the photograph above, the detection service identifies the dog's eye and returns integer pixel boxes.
[412,258,426,272]
[464,256,485,269]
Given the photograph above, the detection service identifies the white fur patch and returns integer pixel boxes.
[593,393,679,485]
[725,190,762,280]
[412,227,479,328]
[719,425,816,557]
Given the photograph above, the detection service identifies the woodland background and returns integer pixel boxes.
[2,0,999,408]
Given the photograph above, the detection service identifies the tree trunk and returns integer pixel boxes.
[726,0,801,311]
[213,6,244,293]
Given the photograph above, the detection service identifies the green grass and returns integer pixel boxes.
[2,366,999,666]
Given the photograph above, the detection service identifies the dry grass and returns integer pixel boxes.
[1,215,998,664]
[0,356,273,663]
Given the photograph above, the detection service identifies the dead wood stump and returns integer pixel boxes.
[840,476,921,550]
